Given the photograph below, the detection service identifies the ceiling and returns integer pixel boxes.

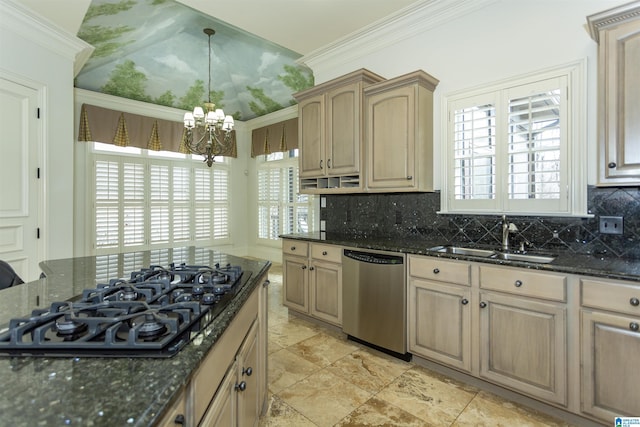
[16,0,421,120]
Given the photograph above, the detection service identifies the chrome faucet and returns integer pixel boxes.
[501,215,518,251]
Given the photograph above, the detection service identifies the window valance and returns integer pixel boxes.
[78,103,237,158]
[251,118,298,157]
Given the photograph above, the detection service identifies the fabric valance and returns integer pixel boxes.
[78,104,237,158]
[251,118,298,157]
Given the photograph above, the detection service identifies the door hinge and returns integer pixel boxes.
[37,228,40,239]
[37,108,41,119]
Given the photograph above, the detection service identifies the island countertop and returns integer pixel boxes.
[0,247,271,426]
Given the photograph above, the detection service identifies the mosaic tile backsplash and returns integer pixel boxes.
[320,186,640,260]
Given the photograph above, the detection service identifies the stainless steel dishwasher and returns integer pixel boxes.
[342,249,409,360]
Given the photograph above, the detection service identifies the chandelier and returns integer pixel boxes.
[183,28,235,167]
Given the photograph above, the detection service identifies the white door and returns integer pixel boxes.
[0,77,42,282]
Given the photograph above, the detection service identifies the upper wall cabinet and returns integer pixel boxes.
[588,1,640,186]
[364,70,439,192]
[294,69,385,193]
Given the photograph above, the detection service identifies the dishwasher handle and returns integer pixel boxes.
[343,249,404,265]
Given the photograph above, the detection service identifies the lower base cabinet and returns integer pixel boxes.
[157,273,269,427]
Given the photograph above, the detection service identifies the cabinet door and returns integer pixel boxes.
[408,279,471,372]
[598,18,640,184]
[156,389,187,427]
[479,292,567,405]
[237,321,260,427]
[283,255,308,313]
[200,361,237,427]
[299,95,325,178]
[581,310,640,421]
[326,82,360,175]
[309,260,342,326]
[366,85,416,189]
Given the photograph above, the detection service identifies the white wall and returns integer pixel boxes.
[301,0,630,188]
[0,0,91,262]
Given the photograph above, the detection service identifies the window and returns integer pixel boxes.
[92,143,230,254]
[257,150,314,241]
[442,61,587,216]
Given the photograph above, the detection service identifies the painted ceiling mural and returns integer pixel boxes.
[74,0,314,120]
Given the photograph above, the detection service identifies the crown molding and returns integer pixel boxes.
[587,0,640,42]
[297,0,499,79]
[0,0,93,76]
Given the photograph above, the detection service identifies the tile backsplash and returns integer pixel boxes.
[320,186,640,259]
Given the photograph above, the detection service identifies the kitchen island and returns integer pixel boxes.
[0,247,271,426]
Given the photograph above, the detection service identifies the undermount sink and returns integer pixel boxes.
[429,246,495,258]
[429,245,556,264]
[491,252,556,264]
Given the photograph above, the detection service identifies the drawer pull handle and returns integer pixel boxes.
[235,381,247,392]
[174,414,185,425]
[327,159,332,169]
[461,298,469,305]
[479,301,487,308]
[631,297,640,307]
[433,268,440,274]
[630,322,639,332]
[322,251,328,256]
[320,160,323,169]
[514,280,523,287]
[291,246,296,251]
[243,366,253,377]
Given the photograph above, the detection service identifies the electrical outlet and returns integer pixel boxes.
[599,216,623,235]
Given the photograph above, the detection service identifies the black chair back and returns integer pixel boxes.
[0,260,24,290]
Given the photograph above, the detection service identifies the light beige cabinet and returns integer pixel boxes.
[408,256,472,372]
[294,69,385,193]
[282,240,343,326]
[364,70,439,192]
[580,277,640,422]
[588,2,640,185]
[157,274,269,427]
[478,265,567,406]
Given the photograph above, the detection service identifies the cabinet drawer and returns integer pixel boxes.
[581,278,640,316]
[283,240,308,257]
[409,255,471,286]
[479,266,566,302]
[311,243,341,263]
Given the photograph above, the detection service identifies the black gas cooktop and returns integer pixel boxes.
[0,262,251,358]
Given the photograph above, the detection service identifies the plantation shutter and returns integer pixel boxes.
[194,168,212,241]
[173,167,191,241]
[212,168,229,240]
[122,162,145,246]
[150,164,170,245]
[95,159,119,249]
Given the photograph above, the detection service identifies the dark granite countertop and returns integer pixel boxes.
[281,232,640,283]
[0,247,271,427]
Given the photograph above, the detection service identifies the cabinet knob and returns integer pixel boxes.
[309,266,315,271]
[263,279,271,287]
[174,414,185,425]
[608,162,617,169]
[322,251,328,256]
[630,297,639,306]
[291,246,296,251]
[301,265,307,270]
[433,268,440,274]
[479,301,487,308]
[630,322,639,332]
[243,366,253,376]
[235,381,247,392]
[514,280,523,287]
[406,175,413,180]
[461,298,469,305]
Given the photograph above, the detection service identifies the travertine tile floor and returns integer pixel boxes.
[259,264,573,427]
